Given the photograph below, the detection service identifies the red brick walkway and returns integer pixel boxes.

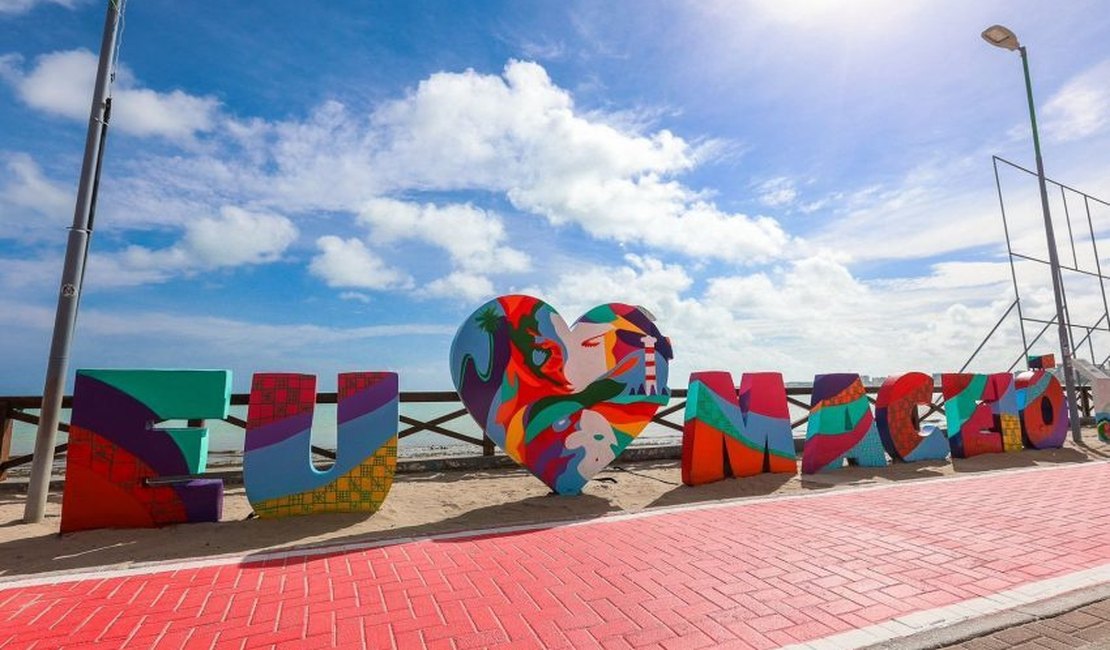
[1,463,1109,649]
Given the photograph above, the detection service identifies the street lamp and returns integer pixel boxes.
[22,1,123,523]
[981,24,1082,443]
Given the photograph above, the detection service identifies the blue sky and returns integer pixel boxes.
[2,0,1110,394]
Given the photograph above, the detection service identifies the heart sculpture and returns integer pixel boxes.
[450,295,672,494]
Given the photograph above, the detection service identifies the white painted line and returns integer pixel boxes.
[781,561,1110,650]
[1,459,1106,590]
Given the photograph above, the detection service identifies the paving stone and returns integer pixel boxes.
[0,462,1108,649]
[1072,621,1110,643]
[994,626,1040,645]
[955,637,1011,649]
[1028,636,1084,649]
[1041,618,1079,633]
[1022,622,1087,647]
[1055,611,1104,629]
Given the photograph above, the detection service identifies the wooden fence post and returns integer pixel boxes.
[0,403,12,481]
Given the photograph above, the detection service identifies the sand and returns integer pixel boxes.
[0,435,1107,579]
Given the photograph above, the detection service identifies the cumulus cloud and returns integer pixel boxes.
[0,49,219,140]
[528,254,695,319]
[310,198,527,300]
[85,206,298,287]
[422,271,495,302]
[6,58,795,298]
[262,102,380,210]
[367,61,792,262]
[182,206,298,267]
[309,236,412,291]
[529,252,1030,382]
[360,199,530,274]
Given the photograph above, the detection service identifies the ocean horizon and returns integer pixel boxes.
[6,402,694,463]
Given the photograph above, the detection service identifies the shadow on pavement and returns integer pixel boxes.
[950,446,1089,472]
[646,473,795,509]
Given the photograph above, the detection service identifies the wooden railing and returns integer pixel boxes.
[0,384,1094,479]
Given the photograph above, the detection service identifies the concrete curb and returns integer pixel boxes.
[860,582,1110,649]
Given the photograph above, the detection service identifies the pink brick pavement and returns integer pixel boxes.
[1,462,1109,649]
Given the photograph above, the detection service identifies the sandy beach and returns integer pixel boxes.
[0,435,1107,580]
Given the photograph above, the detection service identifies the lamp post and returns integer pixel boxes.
[23,0,123,523]
[982,24,1082,443]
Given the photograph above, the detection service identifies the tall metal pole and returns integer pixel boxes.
[1019,45,1083,443]
[23,1,122,523]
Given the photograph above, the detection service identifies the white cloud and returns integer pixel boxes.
[0,49,219,141]
[183,206,298,267]
[874,261,1012,292]
[757,176,799,208]
[0,51,86,117]
[0,255,59,292]
[17,59,795,294]
[1043,60,1110,143]
[263,101,380,210]
[0,0,79,15]
[531,252,1030,383]
[339,291,372,303]
[308,197,532,300]
[518,38,568,61]
[527,254,694,319]
[84,206,298,287]
[309,236,412,290]
[112,86,220,140]
[72,308,453,345]
[808,155,1008,262]
[361,198,529,274]
[422,271,495,302]
[84,249,184,287]
[368,60,792,262]
[0,153,71,234]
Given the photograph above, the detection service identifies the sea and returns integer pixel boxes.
[10,399,929,474]
[6,402,695,471]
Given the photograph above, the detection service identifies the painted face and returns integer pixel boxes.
[564,409,618,481]
[553,319,615,392]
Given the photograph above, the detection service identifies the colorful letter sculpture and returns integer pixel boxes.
[243,372,398,518]
[941,373,1022,458]
[682,371,795,486]
[802,374,887,474]
[451,295,671,495]
[1014,370,1068,449]
[874,373,948,462]
[1027,354,1056,370]
[60,369,230,533]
